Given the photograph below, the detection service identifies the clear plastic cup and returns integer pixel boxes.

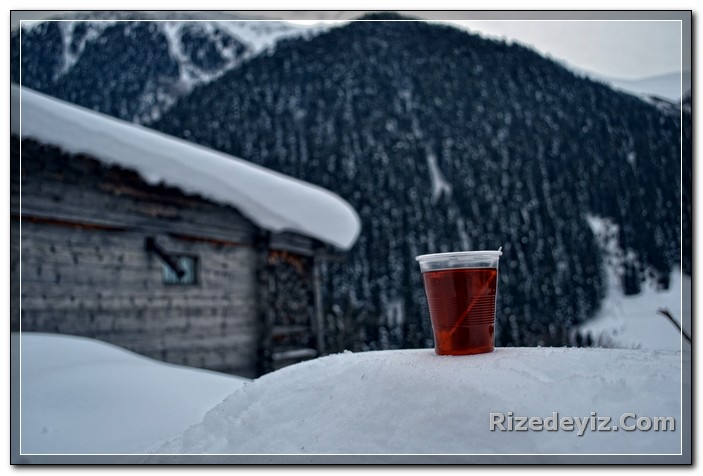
[416,250,502,355]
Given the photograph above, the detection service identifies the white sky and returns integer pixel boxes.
[430,20,682,79]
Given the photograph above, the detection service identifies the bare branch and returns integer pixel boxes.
[657,308,691,344]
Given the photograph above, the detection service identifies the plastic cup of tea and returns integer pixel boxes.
[416,250,502,355]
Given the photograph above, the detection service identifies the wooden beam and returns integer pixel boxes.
[12,212,128,232]
[167,232,252,249]
[12,212,256,248]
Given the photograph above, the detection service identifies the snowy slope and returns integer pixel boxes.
[155,348,682,455]
[13,14,328,122]
[573,67,690,103]
[150,18,321,92]
[15,333,249,454]
[11,85,361,250]
[579,270,687,351]
[580,215,688,351]
[605,71,690,102]
[21,11,318,56]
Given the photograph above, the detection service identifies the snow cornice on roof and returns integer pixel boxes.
[11,84,361,250]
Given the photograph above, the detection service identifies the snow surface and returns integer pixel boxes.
[11,85,361,250]
[579,270,688,352]
[15,333,684,457]
[581,215,688,351]
[155,347,682,455]
[15,333,249,454]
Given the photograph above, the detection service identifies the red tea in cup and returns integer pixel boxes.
[416,251,502,355]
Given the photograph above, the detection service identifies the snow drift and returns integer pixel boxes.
[15,333,249,454]
[14,333,684,457]
[155,347,682,455]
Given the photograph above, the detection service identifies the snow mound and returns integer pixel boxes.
[15,332,249,454]
[11,85,361,250]
[155,348,681,455]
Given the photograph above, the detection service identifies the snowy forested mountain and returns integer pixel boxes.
[11,12,322,123]
[12,13,691,352]
[152,15,689,351]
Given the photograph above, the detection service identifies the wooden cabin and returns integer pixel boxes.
[10,85,360,378]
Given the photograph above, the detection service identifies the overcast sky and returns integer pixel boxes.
[12,11,684,79]
[435,20,683,79]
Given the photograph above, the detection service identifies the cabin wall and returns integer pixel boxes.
[14,222,260,376]
[12,138,257,243]
[11,137,263,377]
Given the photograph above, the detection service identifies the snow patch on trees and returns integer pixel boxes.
[426,151,452,203]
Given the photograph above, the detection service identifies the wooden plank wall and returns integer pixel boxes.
[12,138,258,244]
[11,137,264,377]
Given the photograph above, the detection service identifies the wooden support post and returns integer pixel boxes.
[312,257,325,356]
[255,231,273,376]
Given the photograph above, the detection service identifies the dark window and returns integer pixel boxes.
[163,256,198,285]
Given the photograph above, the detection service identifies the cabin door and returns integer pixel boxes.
[262,250,317,373]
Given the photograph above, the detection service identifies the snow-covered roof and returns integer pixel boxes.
[11,85,360,250]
